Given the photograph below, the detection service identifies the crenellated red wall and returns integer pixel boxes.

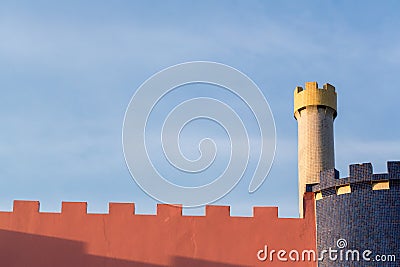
[0,193,316,267]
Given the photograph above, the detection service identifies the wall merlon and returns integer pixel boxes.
[156,204,182,217]
[323,83,335,92]
[305,81,318,90]
[349,163,373,181]
[61,202,88,214]
[206,205,230,217]
[13,200,40,213]
[108,202,135,215]
[388,161,400,179]
[253,206,278,219]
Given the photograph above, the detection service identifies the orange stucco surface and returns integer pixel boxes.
[0,193,316,266]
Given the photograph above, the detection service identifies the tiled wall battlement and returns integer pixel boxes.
[310,161,400,194]
[313,161,400,267]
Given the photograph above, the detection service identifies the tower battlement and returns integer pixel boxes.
[313,161,400,266]
[294,81,337,118]
[310,161,400,196]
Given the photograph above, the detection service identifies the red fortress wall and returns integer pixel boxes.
[0,193,316,267]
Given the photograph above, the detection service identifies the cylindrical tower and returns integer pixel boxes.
[312,162,400,267]
[294,81,337,217]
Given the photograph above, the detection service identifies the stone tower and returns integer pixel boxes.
[294,81,337,217]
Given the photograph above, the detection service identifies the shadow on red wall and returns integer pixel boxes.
[0,230,249,267]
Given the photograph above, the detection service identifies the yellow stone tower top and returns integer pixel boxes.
[293,81,337,118]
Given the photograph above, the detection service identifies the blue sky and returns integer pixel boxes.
[0,1,399,217]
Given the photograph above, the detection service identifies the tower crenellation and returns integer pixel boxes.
[294,81,337,118]
[312,161,400,266]
[310,161,400,193]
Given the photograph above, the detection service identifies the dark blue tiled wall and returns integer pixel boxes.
[314,161,400,267]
